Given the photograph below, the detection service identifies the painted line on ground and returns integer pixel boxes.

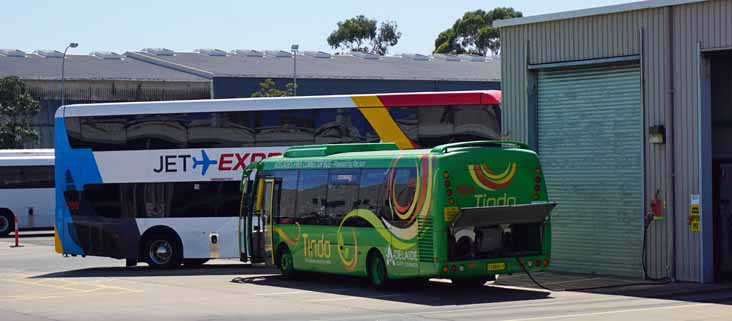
[502,302,710,321]
[255,288,353,296]
[305,294,403,302]
[411,296,655,316]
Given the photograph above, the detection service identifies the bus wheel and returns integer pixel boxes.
[144,233,182,269]
[0,211,14,237]
[277,247,296,280]
[367,251,390,289]
[451,277,491,288]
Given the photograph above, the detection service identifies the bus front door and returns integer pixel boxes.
[250,178,275,266]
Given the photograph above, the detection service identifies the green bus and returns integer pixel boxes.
[239,141,556,288]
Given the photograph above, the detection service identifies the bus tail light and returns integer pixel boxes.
[535,260,542,267]
[449,198,455,205]
[442,266,449,273]
[444,180,451,187]
[535,177,541,183]
[533,193,540,200]
[543,259,550,267]
[451,265,457,272]
[443,171,450,179]
[446,189,453,196]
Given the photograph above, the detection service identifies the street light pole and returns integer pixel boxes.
[61,42,78,107]
[291,44,298,96]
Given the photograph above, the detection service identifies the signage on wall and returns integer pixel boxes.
[689,194,701,233]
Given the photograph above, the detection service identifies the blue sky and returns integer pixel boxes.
[2,0,631,55]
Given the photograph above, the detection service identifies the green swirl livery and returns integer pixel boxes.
[239,141,556,288]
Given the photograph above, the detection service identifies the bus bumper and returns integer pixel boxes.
[439,255,550,279]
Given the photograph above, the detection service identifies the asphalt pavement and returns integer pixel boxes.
[1,236,731,321]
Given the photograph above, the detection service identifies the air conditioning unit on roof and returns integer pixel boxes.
[232,49,264,57]
[432,53,460,61]
[401,53,430,61]
[351,51,379,60]
[458,54,486,62]
[304,51,331,59]
[91,51,123,60]
[0,49,26,57]
[142,48,175,56]
[196,48,227,56]
[264,50,292,58]
[34,50,64,58]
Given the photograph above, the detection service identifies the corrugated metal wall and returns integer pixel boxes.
[500,0,732,282]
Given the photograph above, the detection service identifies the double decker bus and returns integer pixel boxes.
[0,149,55,236]
[241,141,555,287]
[54,91,502,268]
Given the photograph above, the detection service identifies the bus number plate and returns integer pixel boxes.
[487,263,506,271]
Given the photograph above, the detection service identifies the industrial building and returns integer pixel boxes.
[0,50,210,147]
[0,48,500,148]
[496,0,732,282]
[127,48,500,98]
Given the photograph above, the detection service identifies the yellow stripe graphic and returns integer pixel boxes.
[351,96,414,149]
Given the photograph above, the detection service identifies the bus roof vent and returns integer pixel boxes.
[195,48,227,56]
[142,48,175,56]
[34,50,64,58]
[284,143,399,158]
[304,50,332,59]
[0,49,26,58]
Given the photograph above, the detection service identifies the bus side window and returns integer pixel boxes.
[296,170,328,225]
[390,167,417,223]
[271,170,299,224]
[358,169,390,222]
[327,169,361,226]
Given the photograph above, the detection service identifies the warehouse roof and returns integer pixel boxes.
[126,49,501,81]
[0,50,208,81]
[494,0,706,28]
[0,48,500,82]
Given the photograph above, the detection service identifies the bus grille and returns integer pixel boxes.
[417,217,434,262]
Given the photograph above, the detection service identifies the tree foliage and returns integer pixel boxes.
[327,15,402,55]
[434,7,522,56]
[0,76,40,148]
[251,78,296,97]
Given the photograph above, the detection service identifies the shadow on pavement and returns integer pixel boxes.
[32,263,279,278]
[231,272,552,307]
[495,271,732,305]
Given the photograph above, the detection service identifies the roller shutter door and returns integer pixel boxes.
[537,63,643,277]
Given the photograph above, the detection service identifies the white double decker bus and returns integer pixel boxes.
[53,91,502,268]
[0,149,55,236]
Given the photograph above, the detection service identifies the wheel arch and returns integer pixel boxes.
[138,225,183,260]
[275,242,290,266]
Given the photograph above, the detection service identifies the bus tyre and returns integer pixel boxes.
[0,211,14,237]
[277,247,296,280]
[144,233,182,269]
[451,277,492,288]
[367,251,390,290]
